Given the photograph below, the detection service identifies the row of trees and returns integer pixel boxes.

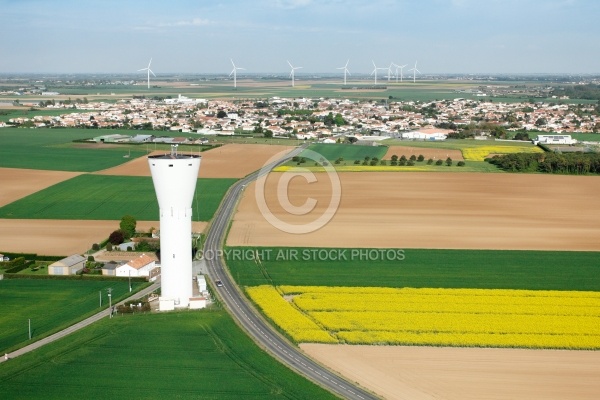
[487,152,600,174]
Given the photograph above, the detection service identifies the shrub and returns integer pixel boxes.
[108,230,125,245]
[87,255,95,262]
[400,155,407,162]
[427,158,434,165]
[92,243,100,251]
[106,243,113,251]
[417,154,425,162]
[435,159,443,165]
[457,161,466,167]
[391,155,398,162]
[446,157,453,166]
[354,160,361,164]
[409,155,416,161]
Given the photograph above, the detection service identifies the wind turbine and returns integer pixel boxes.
[229,59,245,89]
[394,63,408,83]
[287,60,302,87]
[386,62,395,82]
[336,59,351,85]
[370,61,386,85]
[408,61,421,83]
[137,58,155,89]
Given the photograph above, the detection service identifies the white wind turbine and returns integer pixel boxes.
[394,63,408,82]
[370,61,386,85]
[336,59,351,85]
[386,62,395,82]
[138,58,155,89]
[408,61,421,83]
[287,60,302,87]
[229,59,245,89]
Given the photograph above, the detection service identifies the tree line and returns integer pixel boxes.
[487,152,600,174]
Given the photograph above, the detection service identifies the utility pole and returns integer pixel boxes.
[28,319,31,340]
[107,288,113,318]
[99,290,102,307]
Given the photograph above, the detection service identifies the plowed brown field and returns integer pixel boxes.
[301,344,600,400]
[0,168,81,207]
[227,172,600,251]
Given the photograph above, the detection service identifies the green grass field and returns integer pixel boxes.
[225,246,600,291]
[0,128,149,171]
[0,174,236,221]
[0,310,337,400]
[299,142,388,163]
[0,279,147,353]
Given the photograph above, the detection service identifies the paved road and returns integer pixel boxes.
[203,145,380,400]
[0,282,159,364]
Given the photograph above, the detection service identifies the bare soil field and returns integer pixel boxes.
[0,220,206,256]
[227,172,600,251]
[301,344,600,400]
[384,146,464,161]
[96,144,294,178]
[0,168,81,207]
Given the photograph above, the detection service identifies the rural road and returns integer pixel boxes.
[0,281,159,364]
[203,145,380,400]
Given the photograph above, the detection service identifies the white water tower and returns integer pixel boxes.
[148,145,201,309]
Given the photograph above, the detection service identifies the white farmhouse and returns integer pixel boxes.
[116,254,156,278]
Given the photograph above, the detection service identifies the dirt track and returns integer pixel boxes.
[301,344,600,400]
[227,172,600,251]
[96,143,294,178]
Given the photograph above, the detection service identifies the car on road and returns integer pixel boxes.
[216,280,223,287]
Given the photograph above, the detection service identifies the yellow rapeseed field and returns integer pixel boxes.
[245,286,337,343]
[249,286,600,349]
[461,145,543,161]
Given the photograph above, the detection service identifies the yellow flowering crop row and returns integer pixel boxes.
[245,285,337,343]
[461,145,543,161]
[337,331,600,349]
[308,311,600,335]
[271,286,600,349]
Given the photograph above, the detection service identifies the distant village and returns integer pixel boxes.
[2,92,600,144]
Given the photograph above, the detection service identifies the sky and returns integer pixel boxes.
[1,0,599,75]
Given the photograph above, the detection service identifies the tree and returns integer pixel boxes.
[435,159,443,166]
[457,161,466,167]
[120,215,137,239]
[535,117,547,127]
[108,230,125,245]
[427,158,434,165]
[409,155,417,161]
[446,157,453,166]
[216,110,227,119]
[92,243,100,251]
[417,155,425,162]
[391,155,398,162]
[106,242,113,251]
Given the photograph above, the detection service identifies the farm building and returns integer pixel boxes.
[115,254,156,278]
[101,261,119,276]
[533,135,576,145]
[131,134,154,143]
[48,254,86,276]
[189,297,207,309]
[92,134,130,143]
[401,131,447,141]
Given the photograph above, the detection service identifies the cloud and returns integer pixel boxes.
[158,18,212,27]
[274,0,312,9]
